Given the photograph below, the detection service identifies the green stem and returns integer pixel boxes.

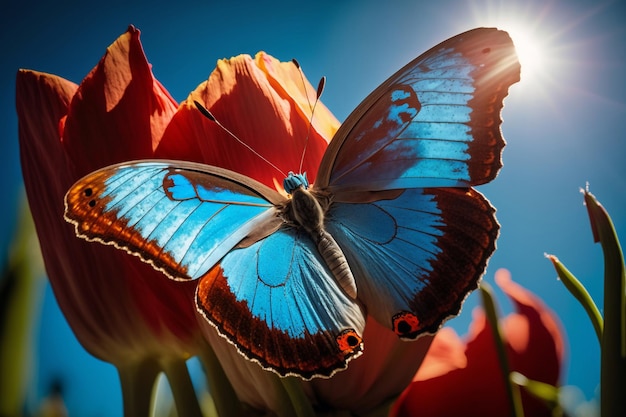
[583,190,626,416]
[280,376,316,417]
[161,358,204,417]
[198,344,243,417]
[546,254,603,343]
[480,283,524,417]
[117,358,161,417]
[247,372,318,417]
[0,201,45,416]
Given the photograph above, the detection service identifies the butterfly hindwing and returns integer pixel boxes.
[64,160,282,281]
[196,227,365,379]
[316,28,519,339]
[326,187,498,339]
[317,27,520,195]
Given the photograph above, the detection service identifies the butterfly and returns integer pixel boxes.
[64,27,520,380]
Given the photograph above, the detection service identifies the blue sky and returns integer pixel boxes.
[2,0,625,414]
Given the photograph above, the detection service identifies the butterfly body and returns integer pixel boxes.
[64,28,520,379]
[281,172,358,299]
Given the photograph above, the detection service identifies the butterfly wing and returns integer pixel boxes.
[316,27,520,196]
[65,160,365,378]
[197,227,365,379]
[64,160,284,281]
[315,28,519,338]
[326,187,497,339]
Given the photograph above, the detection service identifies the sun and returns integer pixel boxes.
[459,1,561,96]
[502,24,547,84]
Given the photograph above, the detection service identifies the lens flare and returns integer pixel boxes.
[505,26,546,83]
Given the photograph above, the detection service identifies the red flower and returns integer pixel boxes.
[18,26,204,414]
[391,269,565,417]
[154,51,337,189]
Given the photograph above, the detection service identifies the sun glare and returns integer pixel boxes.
[461,1,563,98]
[503,25,546,84]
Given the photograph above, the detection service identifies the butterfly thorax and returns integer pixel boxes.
[289,187,324,234]
[281,172,331,233]
[282,172,357,299]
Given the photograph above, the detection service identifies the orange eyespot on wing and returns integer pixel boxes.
[336,329,364,355]
[393,311,421,338]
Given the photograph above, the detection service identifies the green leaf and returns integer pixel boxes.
[582,189,626,416]
[511,371,562,416]
[546,254,603,343]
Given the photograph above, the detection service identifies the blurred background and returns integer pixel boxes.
[1,0,625,415]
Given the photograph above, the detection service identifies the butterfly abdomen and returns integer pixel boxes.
[289,187,357,299]
[315,229,357,299]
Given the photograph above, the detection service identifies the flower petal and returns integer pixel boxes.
[410,327,467,381]
[496,269,565,387]
[18,33,199,364]
[62,25,178,177]
[17,70,78,196]
[310,317,434,414]
[199,311,434,414]
[255,52,339,147]
[196,315,290,411]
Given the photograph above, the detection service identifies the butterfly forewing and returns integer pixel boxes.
[316,27,520,194]
[65,160,366,379]
[64,160,282,281]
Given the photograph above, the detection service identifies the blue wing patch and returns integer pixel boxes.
[64,161,280,281]
[196,227,365,379]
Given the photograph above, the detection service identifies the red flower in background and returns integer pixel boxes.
[391,269,565,417]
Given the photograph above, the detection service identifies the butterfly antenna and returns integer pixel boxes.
[193,100,287,178]
[299,76,325,174]
[292,59,314,113]
[292,59,326,174]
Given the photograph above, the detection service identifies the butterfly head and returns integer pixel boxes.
[283,172,309,195]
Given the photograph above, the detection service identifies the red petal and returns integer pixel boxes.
[496,269,565,387]
[17,70,78,200]
[198,313,433,414]
[391,270,564,417]
[411,327,467,381]
[62,26,178,177]
[255,52,339,147]
[18,41,198,362]
[156,53,338,190]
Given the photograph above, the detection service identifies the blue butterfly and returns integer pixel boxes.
[64,27,520,380]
